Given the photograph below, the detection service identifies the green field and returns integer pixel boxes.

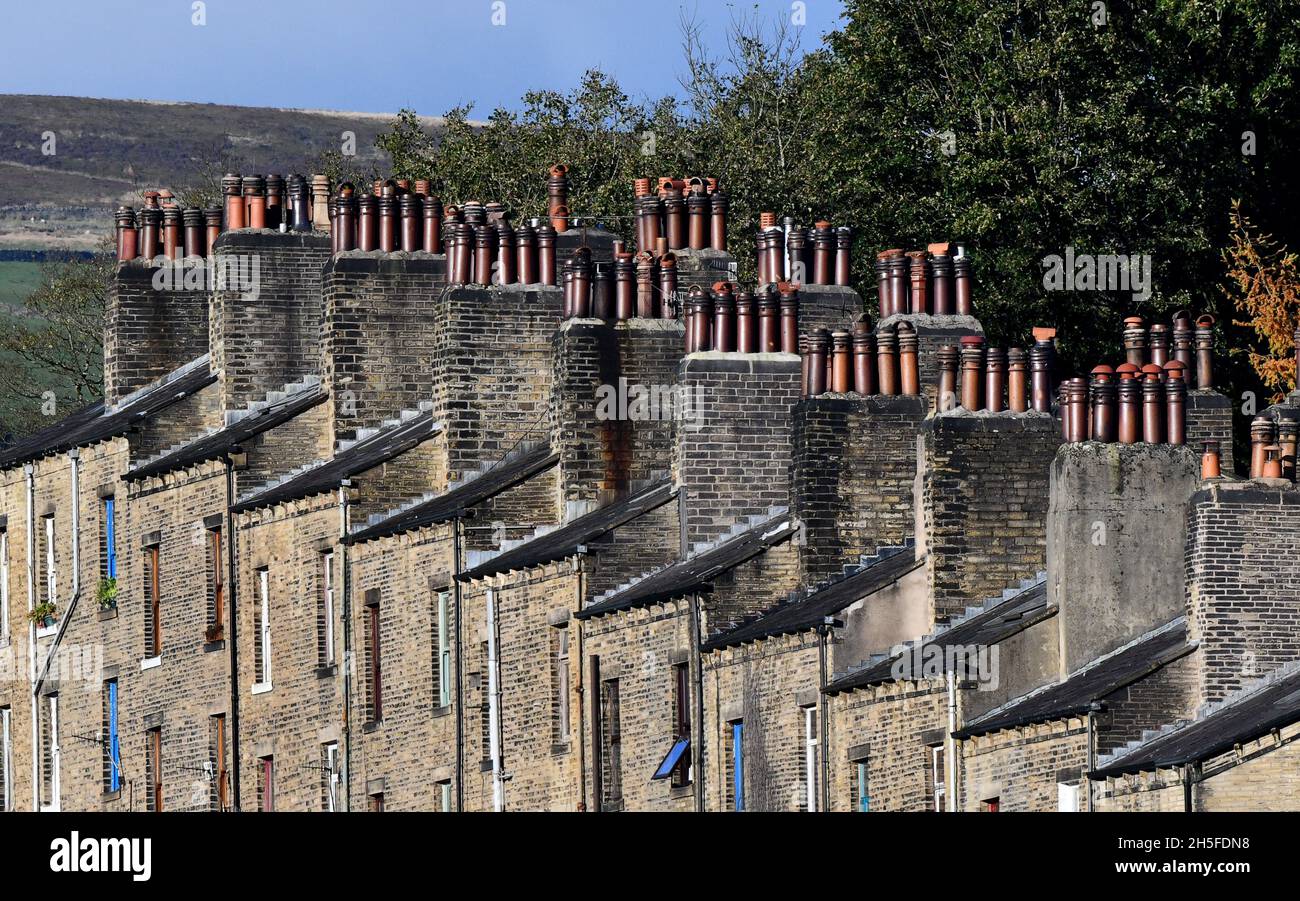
[0,260,45,310]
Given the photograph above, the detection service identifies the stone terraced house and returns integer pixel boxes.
[2,193,1296,814]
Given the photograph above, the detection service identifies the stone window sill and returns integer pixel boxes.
[36,624,59,639]
[203,639,226,653]
[432,704,451,718]
[251,681,273,695]
[97,607,118,622]
[315,664,338,679]
[140,655,162,671]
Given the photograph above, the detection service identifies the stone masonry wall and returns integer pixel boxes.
[921,411,1060,625]
[1185,482,1300,705]
[210,231,332,412]
[791,394,926,582]
[674,353,801,549]
[105,261,210,407]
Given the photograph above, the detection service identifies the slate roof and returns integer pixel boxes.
[700,541,918,651]
[347,443,558,544]
[1091,660,1300,778]
[0,356,215,471]
[125,380,326,481]
[824,573,1054,695]
[232,409,440,513]
[955,617,1193,739]
[459,479,676,581]
[576,510,798,621]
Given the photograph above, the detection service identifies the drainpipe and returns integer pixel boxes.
[818,617,833,813]
[689,590,704,812]
[224,451,244,810]
[453,512,465,811]
[1182,763,1196,812]
[24,463,38,811]
[338,481,354,812]
[575,557,587,811]
[1086,702,1100,813]
[486,583,504,812]
[946,669,958,812]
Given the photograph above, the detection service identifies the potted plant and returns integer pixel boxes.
[97,576,118,610]
[28,601,57,628]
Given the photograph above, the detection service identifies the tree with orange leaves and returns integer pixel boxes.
[1226,200,1300,402]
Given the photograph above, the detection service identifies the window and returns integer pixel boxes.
[670,663,691,786]
[929,745,946,812]
[40,693,59,811]
[102,680,121,794]
[1057,782,1081,812]
[984,797,1000,812]
[365,593,382,723]
[101,496,117,580]
[433,590,449,708]
[368,792,384,813]
[253,568,271,688]
[724,720,744,811]
[599,678,622,808]
[437,780,452,812]
[0,706,11,812]
[206,526,223,641]
[210,716,229,811]
[41,514,56,610]
[850,757,870,812]
[143,544,161,658]
[478,640,490,762]
[550,623,570,743]
[257,756,274,811]
[318,552,335,666]
[145,727,162,811]
[800,706,819,812]
[322,742,340,811]
[0,527,9,643]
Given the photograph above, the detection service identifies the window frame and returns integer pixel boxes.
[206,526,224,641]
[40,693,60,812]
[211,715,228,812]
[433,590,450,708]
[146,726,162,812]
[253,568,272,690]
[319,552,336,666]
[802,706,819,812]
[143,543,161,659]
[103,679,121,794]
[102,496,117,580]
[0,706,11,812]
[365,595,382,723]
[322,741,340,812]
[551,622,570,743]
[930,744,946,813]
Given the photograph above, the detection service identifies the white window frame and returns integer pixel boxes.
[1057,781,1081,812]
[322,552,336,666]
[0,530,9,644]
[803,706,818,812]
[931,745,946,812]
[1,706,11,812]
[323,741,340,812]
[252,569,272,692]
[42,694,60,812]
[436,591,451,708]
[44,515,56,606]
[439,780,452,812]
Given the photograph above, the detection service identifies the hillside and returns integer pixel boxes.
[0,94,444,250]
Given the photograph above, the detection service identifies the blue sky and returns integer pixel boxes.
[0,0,846,115]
